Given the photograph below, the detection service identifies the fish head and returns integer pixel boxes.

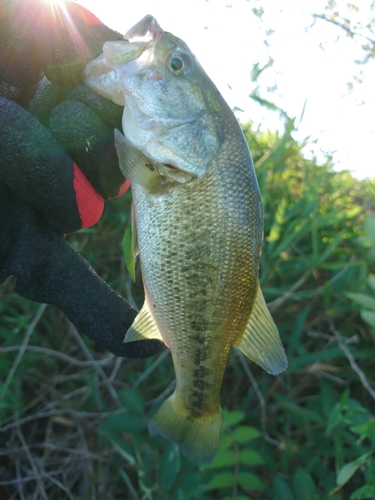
[84,15,224,180]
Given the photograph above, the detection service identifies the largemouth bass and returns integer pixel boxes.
[84,15,287,464]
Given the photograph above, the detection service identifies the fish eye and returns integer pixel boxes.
[170,56,183,72]
[167,52,191,75]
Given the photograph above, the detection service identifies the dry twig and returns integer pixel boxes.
[67,320,119,404]
[330,320,375,401]
[236,351,284,449]
[0,304,47,402]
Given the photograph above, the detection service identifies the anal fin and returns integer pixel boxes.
[124,299,167,345]
[235,284,287,375]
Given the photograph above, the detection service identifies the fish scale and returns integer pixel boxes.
[84,14,287,464]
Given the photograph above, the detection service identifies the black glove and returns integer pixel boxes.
[0,0,164,358]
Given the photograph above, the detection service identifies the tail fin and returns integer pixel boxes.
[149,392,222,464]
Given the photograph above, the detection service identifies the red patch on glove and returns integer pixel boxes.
[117,178,131,197]
[107,178,131,199]
[73,163,104,228]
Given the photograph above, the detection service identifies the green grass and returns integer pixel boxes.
[1,119,375,499]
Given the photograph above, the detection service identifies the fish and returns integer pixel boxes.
[84,14,287,464]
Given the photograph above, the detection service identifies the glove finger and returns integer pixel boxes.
[1,188,164,358]
[27,80,129,199]
[0,97,104,233]
[67,84,123,132]
[48,99,129,199]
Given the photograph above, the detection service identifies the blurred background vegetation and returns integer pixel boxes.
[1,1,375,498]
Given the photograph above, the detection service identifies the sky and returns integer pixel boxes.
[77,0,374,180]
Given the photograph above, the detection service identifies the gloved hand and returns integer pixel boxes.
[0,0,164,358]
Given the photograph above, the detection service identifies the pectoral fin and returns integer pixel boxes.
[114,129,161,192]
[124,300,166,345]
[235,284,287,375]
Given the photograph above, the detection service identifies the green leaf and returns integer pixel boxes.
[232,426,261,443]
[118,388,144,414]
[122,225,136,282]
[330,452,371,494]
[326,402,346,433]
[287,306,309,357]
[206,472,236,490]
[360,310,375,328]
[346,292,375,311]
[158,443,180,491]
[218,433,233,452]
[336,454,370,485]
[292,469,317,500]
[240,449,265,466]
[273,476,295,500]
[222,409,245,430]
[268,198,288,242]
[350,483,375,499]
[204,450,237,469]
[250,91,284,113]
[238,472,263,490]
[350,420,375,440]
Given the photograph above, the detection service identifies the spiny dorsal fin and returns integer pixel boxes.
[124,299,166,345]
[235,284,287,375]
